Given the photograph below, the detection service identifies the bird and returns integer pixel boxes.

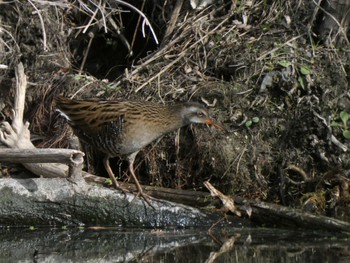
[56,96,227,204]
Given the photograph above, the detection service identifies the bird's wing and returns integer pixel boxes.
[56,96,125,135]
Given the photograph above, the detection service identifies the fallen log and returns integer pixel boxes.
[241,199,350,233]
[0,176,227,227]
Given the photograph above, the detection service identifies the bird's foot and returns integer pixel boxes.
[114,184,130,196]
[133,190,155,209]
[108,176,130,195]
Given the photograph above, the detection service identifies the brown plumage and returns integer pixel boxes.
[56,96,226,204]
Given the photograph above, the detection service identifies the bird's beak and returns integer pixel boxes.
[205,118,228,132]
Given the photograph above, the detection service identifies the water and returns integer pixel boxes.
[0,227,349,262]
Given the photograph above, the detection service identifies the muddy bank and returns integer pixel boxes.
[0,0,349,222]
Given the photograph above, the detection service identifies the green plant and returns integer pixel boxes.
[105,178,113,186]
[298,64,311,90]
[245,116,260,128]
[331,111,350,139]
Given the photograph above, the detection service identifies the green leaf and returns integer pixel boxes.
[300,65,311,75]
[278,60,291,68]
[73,74,82,81]
[330,121,343,127]
[340,111,349,126]
[105,178,112,186]
[343,130,350,139]
[245,120,252,128]
[298,76,306,90]
[252,117,260,123]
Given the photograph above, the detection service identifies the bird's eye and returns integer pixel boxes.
[197,111,204,117]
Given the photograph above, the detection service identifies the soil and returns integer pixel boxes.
[0,0,349,219]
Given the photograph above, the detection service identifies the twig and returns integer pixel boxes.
[130,0,146,52]
[257,35,304,61]
[120,8,212,82]
[13,63,26,134]
[82,3,100,34]
[112,0,159,44]
[79,31,95,75]
[204,181,241,217]
[162,0,184,45]
[330,134,348,152]
[135,55,182,92]
[313,110,348,152]
[28,0,48,51]
[135,14,232,92]
[286,164,310,182]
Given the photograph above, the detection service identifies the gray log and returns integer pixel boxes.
[0,177,224,227]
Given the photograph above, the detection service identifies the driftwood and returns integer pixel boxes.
[0,64,71,179]
[0,148,84,164]
[0,148,84,180]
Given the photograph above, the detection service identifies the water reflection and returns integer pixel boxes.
[0,227,349,262]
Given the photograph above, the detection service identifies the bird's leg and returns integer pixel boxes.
[128,152,154,207]
[103,156,128,194]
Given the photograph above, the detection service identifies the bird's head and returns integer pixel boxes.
[180,103,227,132]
